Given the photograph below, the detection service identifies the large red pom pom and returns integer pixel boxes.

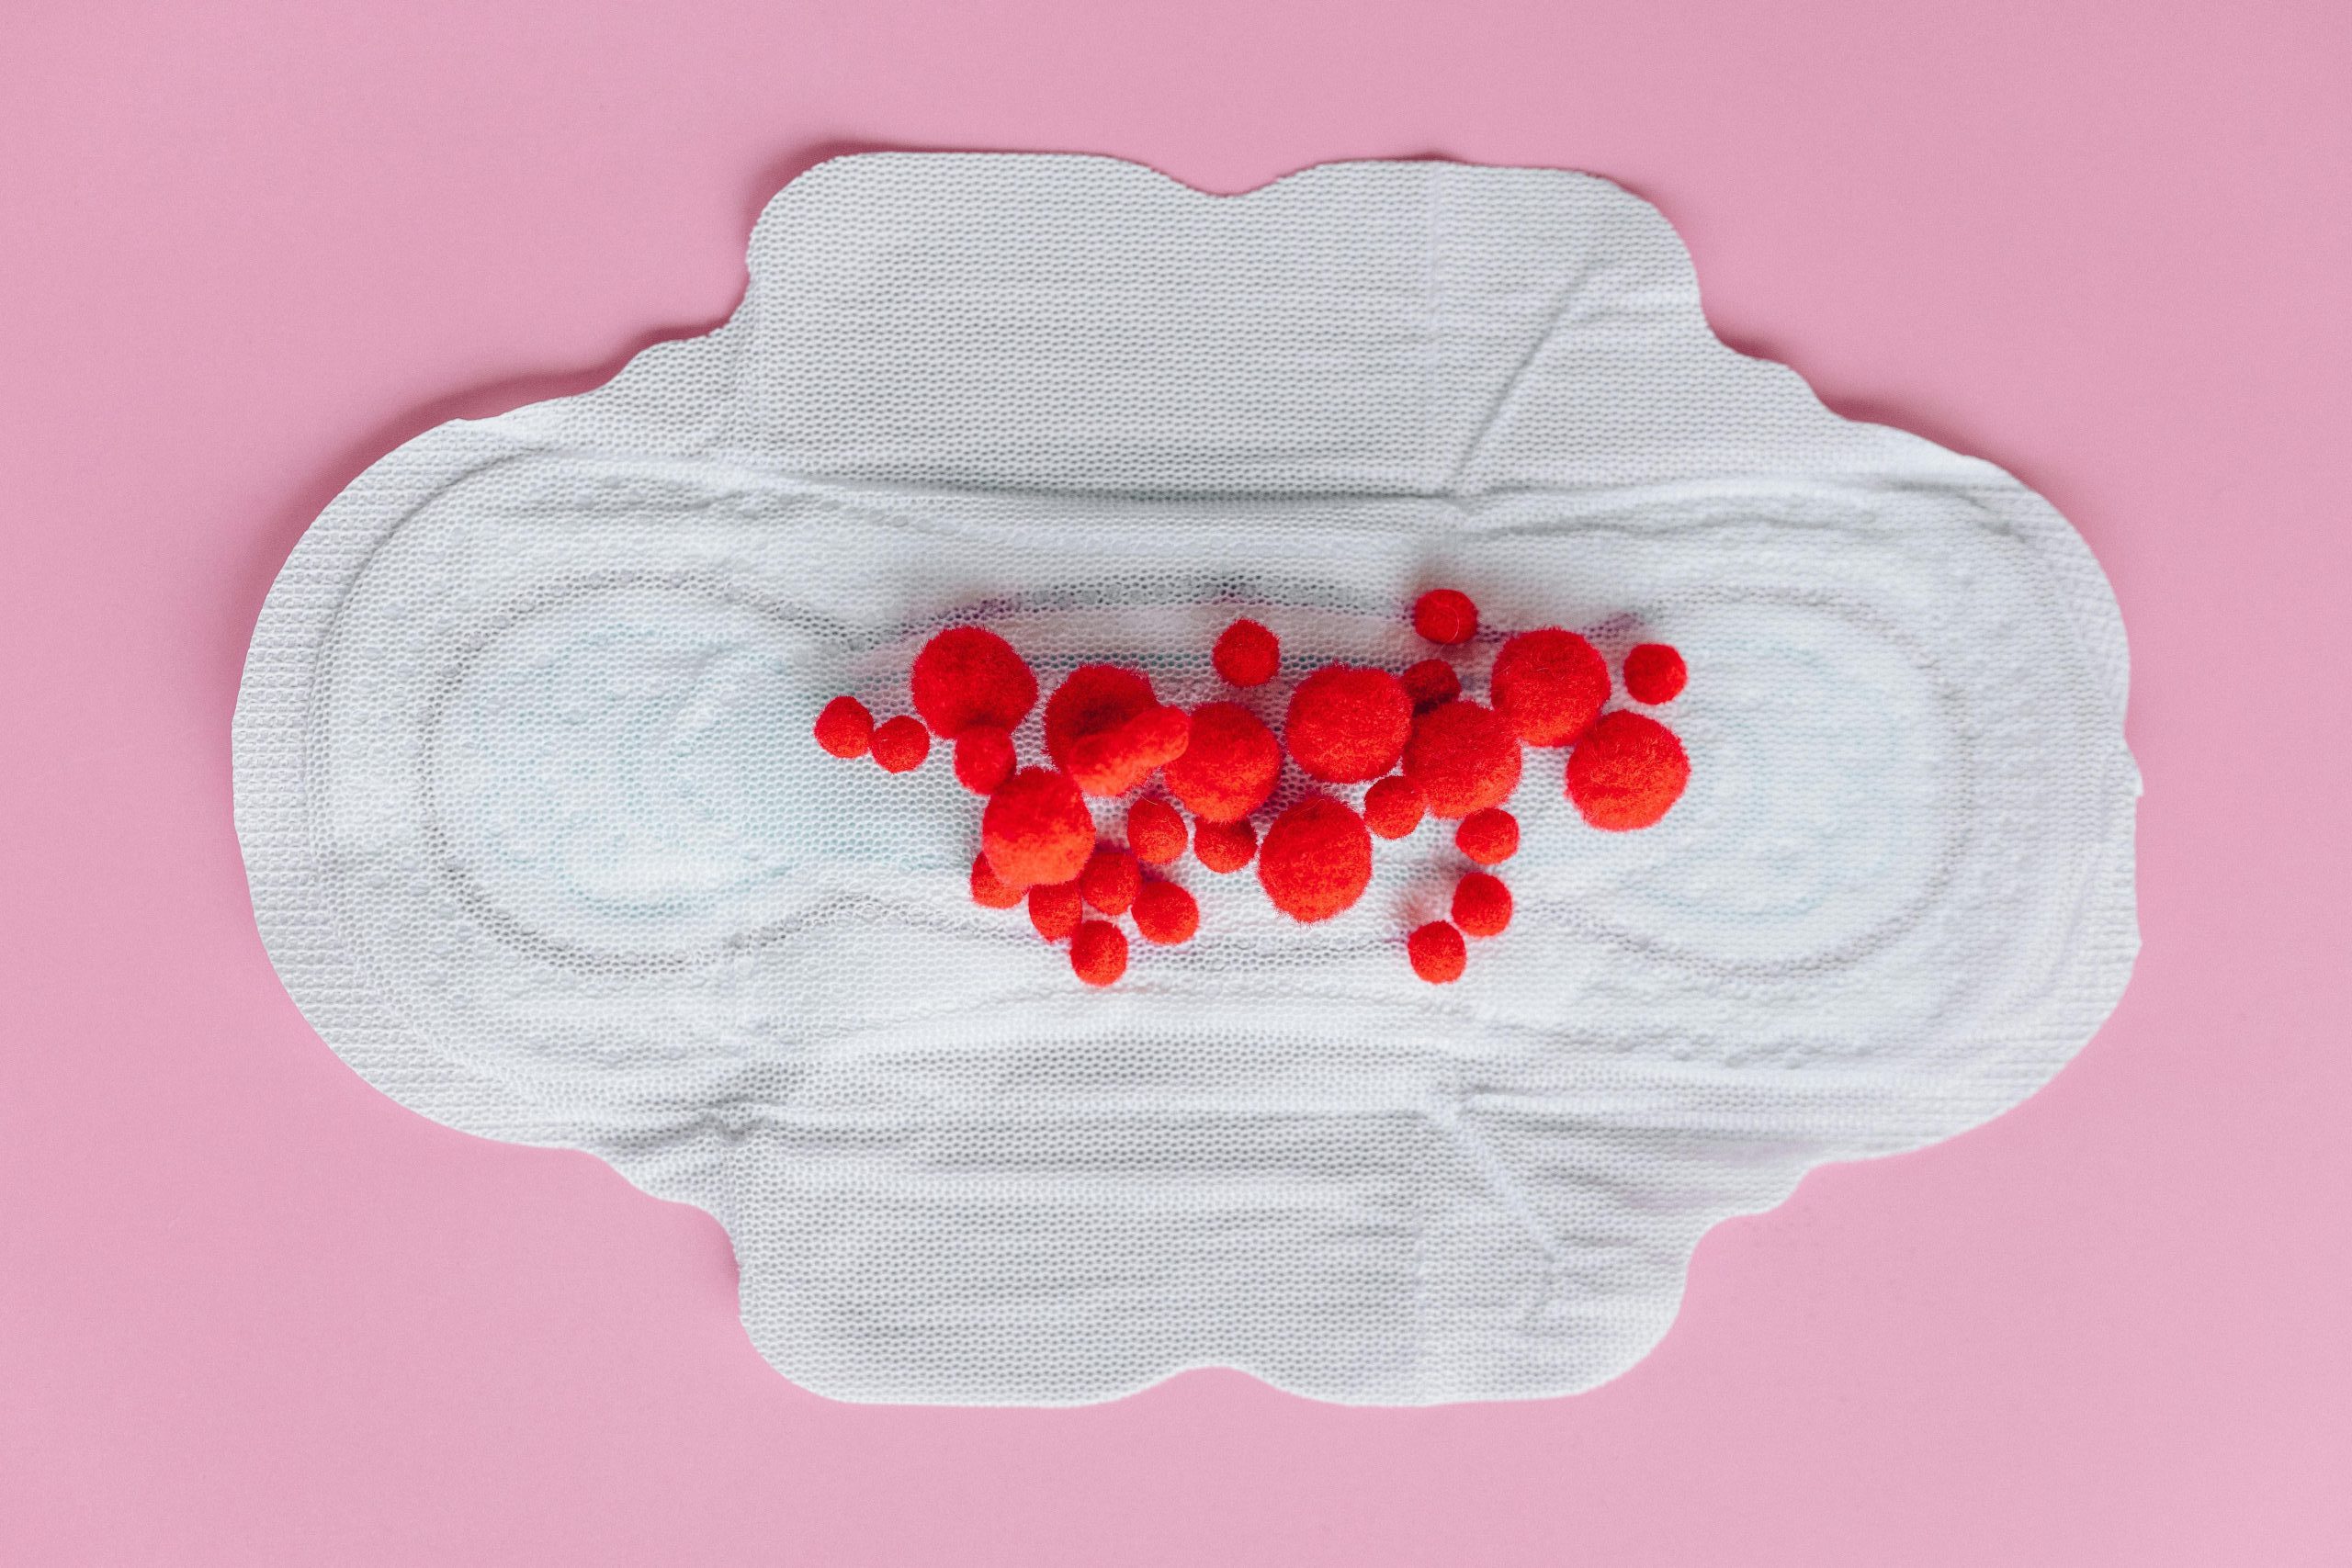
[1453,807,1519,865]
[952,725,1016,795]
[1163,702,1282,823]
[1363,774,1427,840]
[1256,795,1374,923]
[968,852,1024,909]
[1046,665,1192,797]
[1212,618,1280,686]
[1133,879,1200,945]
[1080,845,1141,916]
[1408,920,1466,983]
[1399,700,1521,818]
[814,696,873,758]
[980,767,1095,887]
[1027,880,1084,942]
[1070,919,1129,986]
[1452,872,1512,937]
[1623,642,1687,705]
[910,626,1037,739]
[1491,628,1611,747]
[1193,816,1258,874]
[1566,711,1690,830]
[870,716,932,773]
[1284,665,1413,784]
[1126,798,1188,864]
[1412,589,1479,645]
[1401,659,1461,712]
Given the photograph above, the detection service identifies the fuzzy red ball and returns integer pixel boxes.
[1080,846,1141,916]
[953,726,1016,795]
[1126,798,1188,865]
[980,767,1096,888]
[1070,919,1130,986]
[1452,872,1513,937]
[1401,659,1461,712]
[1193,816,1258,874]
[1133,879,1201,945]
[1623,642,1688,705]
[1363,774,1427,840]
[1027,880,1084,942]
[968,852,1024,910]
[1284,665,1413,784]
[1046,665,1192,797]
[870,716,932,773]
[1400,700,1522,818]
[1212,618,1281,686]
[1454,807,1520,865]
[1163,702,1282,823]
[1412,589,1479,646]
[814,695,874,759]
[1491,628,1611,747]
[1566,711,1690,830]
[1408,920,1467,983]
[1257,795,1374,923]
[910,626,1037,739]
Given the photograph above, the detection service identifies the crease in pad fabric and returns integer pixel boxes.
[232,154,2139,1405]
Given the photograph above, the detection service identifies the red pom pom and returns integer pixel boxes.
[1080,845,1141,916]
[1133,879,1201,945]
[814,696,873,758]
[870,715,932,773]
[968,852,1024,909]
[1071,919,1129,986]
[1257,795,1373,923]
[911,626,1037,739]
[1453,807,1519,865]
[1624,642,1687,705]
[1452,872,1512,937]
[1164,702,1281,823]
[1566,711,1690,830]
[1363,774,1427,840]
[1046,665,1192,797]
[1412,589,1479,646]
[1126,798,1188,865]
[1408,920,1466,983]
[1400,700,1522,818]
[953,726,1016,795]
[1284,665,1413,784]
[1212,618,1280,686]
[1401,659,1461,712]
[1028,880,1084,942]
[1491,628,1611,747]
[1193,816,1258,874]
[981,768,1095,887]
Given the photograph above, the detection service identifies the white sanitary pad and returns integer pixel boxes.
[233,154,2138,1404]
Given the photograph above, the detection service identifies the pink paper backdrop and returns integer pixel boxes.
[5,2,2347,1562]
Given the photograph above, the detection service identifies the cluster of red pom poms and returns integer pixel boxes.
[816,592,1689,986]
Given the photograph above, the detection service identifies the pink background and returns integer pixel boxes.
[4,1,2347,1561]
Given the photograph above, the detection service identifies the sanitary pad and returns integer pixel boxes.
[232,154,2138,1404]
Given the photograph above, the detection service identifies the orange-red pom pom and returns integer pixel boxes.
[1133,879,1201,945]
[981,767,1095,888]
[1028,880,1084,942]
[1256,795,1373,923]
[953,725,1016,795]
[1408,920,1467,983]
[1212,618,1280,686]
[1080,845,1141,916]
[1363,774,1427,840]
[969,852,1024,909]
[1045,665,1192,797]
[1566,711,1690,830]
[1413,589,1479,645]
[1071,919,1129,986]
[1164,702,1281,823]
[1452,872,1512,937]
[1454,807,1519,865]
[814,695,873,758]
[1284,665,1413,784]
[1126,798,1188,865]
[1401,659,1461,712]
[1624,642,1687,705]
[911,626,1037,739]
[1400,700,1522,818]
[870,715,932,773]
[1193,816,1258,873]
[1491,628,1611,747]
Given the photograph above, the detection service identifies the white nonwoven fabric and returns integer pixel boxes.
[233,154,2138,1405]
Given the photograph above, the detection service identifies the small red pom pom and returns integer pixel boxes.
[1623,642,1687,705]
[1193,816,1258,873]
[1164,702,1282,823]
[1452,872,1512,937]
[870,716,931,773]
[1028,880,1084,942]
[1071,919,1129,986]
[1046,665,1192,797]
[1080,845,1141,916]
[1133,879,1201,945]
[1126,798,1188,865]
[953,726,1016,795]
[981,767,1096,887]
[1412,589,1479,646]
[1284,665,1413,784]
[1401,659,1461,712]
[1212,618,1281,686]
[969,852,1024,909]
[814,696,874,758]
[1566,711,1690,830]
[1408,920,1467,983]
[911,626,1037,739]
[1363,774,1427,840]
[1256,795,1374,923]
[1491,628,1611,747]
[1400,700,1522,818]
[1454,807,1519,865]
